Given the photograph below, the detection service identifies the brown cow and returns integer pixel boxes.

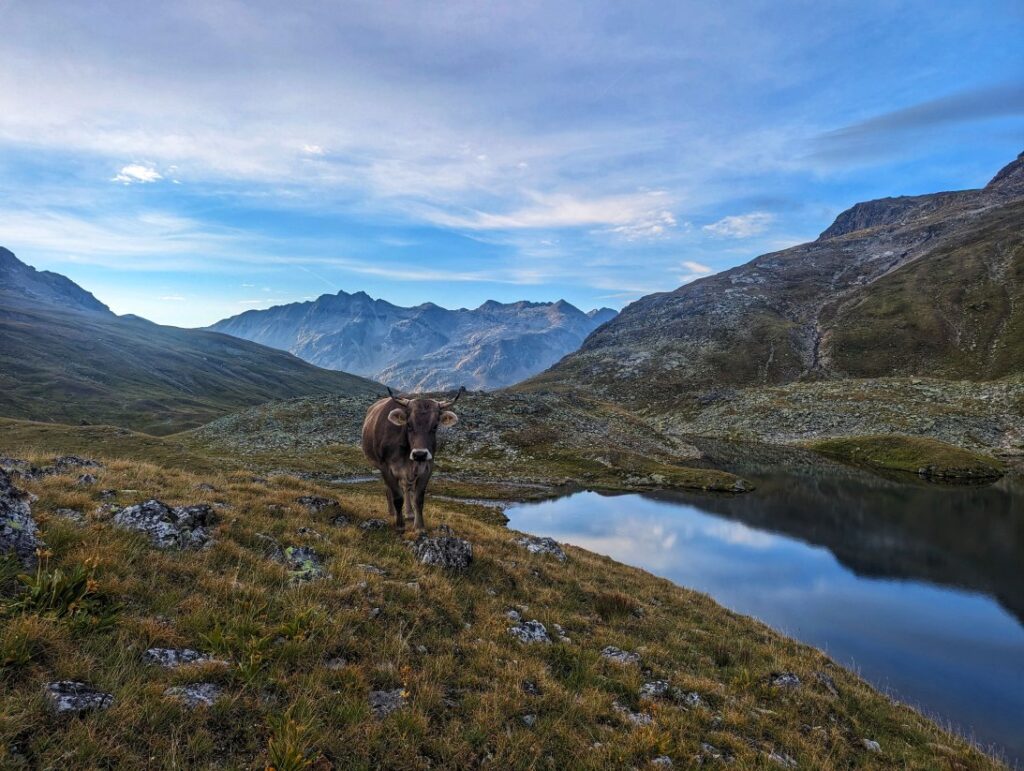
[361,386,464,533]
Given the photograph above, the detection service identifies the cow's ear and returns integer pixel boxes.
[440,410,458,427]
[388,408,408,426]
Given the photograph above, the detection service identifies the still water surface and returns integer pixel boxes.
[504,468,1024,763]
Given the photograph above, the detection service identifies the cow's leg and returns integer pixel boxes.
[382,467,404,531]
[412,470,431,533]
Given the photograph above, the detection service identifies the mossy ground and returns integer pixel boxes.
[808,435,1005,479]
[0,433,1007,769]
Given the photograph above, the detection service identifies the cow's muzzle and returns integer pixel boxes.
[410,449,432,462]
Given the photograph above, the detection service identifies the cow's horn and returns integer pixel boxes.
[387,386,411,406]
[438,385,466,409]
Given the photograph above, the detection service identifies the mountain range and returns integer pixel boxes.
[525,151,1024,414]
[0,247,379,434]
[209,294,616,391]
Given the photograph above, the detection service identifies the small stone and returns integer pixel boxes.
[360,518,388,531]
[601,646,640,665]
[680,691,702,708]
[326,657,348,670]
[369,607,381,619]
[767,751,798,768]
[639,680,670,701]
[520,713,537,727]
[296,495,337,512]
[164,682,222,708]
[514,534,567,562]
[771,672,801,689]
[508,620,551,644]
[357,563,385,575]
[522,680,541,696]
[143,648,223,668]
[330,514,350,527]
[369,688,407,717]
[44,681,113,714]
[76,473,97,486]
[651,756,673,767]
[416,645,428,654]
[862,739,881,753]
[613,700,653,726]
[195,483,217,492]
[99,489,117,500]
[506,609,522,621]
[700,743,722,759]
[410,534,473,571]
[814,671,838,697]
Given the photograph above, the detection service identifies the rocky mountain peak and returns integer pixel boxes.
[985,150,1024,192]
[0,247,112,314]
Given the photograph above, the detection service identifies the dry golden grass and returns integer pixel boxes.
[0,448,1006,769]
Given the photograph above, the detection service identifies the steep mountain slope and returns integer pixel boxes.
[524,151,1024,411]
[0,249,380,434]
[210,293,616,391]
[0,246,110,313]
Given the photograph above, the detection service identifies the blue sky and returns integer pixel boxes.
[0,0,1022,327]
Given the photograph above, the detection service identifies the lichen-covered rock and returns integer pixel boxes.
[639,680,670,700]
[164,682,222,708]
[112,499,216,549]
[282,545,326,581]
[359,518,388,531]
[0,469,42,566]
[369,688,407,717]
[296,495,338,512]
[44,681,114,714]
[410,534,473,571]
[601,646,640,665]
[144,648,224,668]
[508,620,551,644]
[514,534,567,562]
[76,473,97,486]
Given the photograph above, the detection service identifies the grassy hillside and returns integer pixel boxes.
[0,303,380,435]
[823,200,1024,379]
[0,434,1004,768]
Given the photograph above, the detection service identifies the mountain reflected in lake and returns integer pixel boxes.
[504,470,1024,764]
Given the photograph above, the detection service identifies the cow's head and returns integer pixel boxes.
[387,387,463,463]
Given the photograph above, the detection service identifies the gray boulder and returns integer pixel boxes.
[112,499,216,549]
[0,469,42,566]
[282,545,326,581]
[296,495,337,512]
[508,620,551,644]
[514,535,567,562]
[44,681,114,714]
[410,534,473,571]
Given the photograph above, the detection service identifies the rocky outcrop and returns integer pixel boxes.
[164,683,222,708]
[0,469,42,566]
[210,293,616,391]
[112,500,216,549]
[514,535,567,562]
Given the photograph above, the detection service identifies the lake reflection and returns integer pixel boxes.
[505,477,1024,764]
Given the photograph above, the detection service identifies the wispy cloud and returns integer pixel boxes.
[679,259,715,284]
[111,164,163,184]
[703,212,774,238]
[813,81,1024,160]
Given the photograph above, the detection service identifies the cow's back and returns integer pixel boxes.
[361,397,404,467]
